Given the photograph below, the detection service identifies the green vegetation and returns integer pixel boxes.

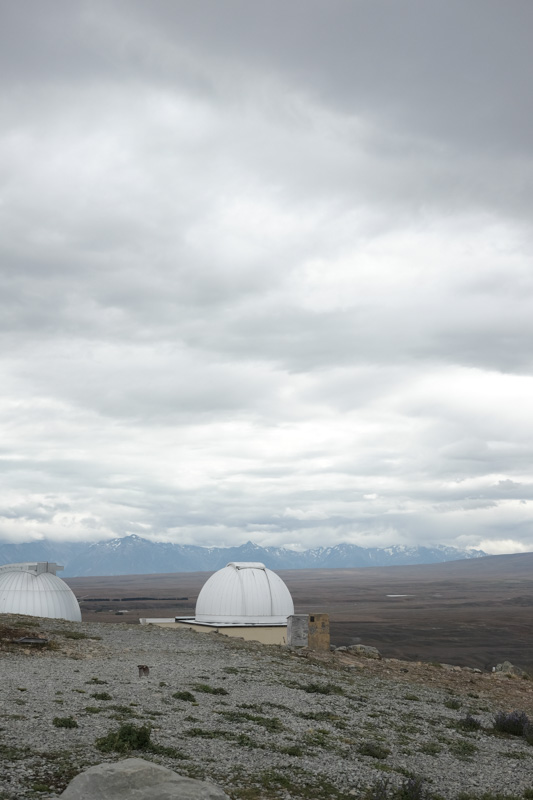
[419,742,441,756]
[457,793,527,800]
[300,710,341,722]
[449,740,478,759]
[302,682,345,695]
[95,723,152,753]
[173,690,196,702]
[0,742,31,761]
[91,692,112,701]
[186,727,234,740]
[192,683,229,696]
[52,717,78,729]
[444,698,462,710]
[108,704,138,720]
[359,741,390,759]
[456,714,482,732]
[276,743,304,756]
[231,767,355,800]
[217,709,283,732]
[304,729,331,748]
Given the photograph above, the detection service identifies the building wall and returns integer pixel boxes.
[287,614,309,647]
[308,613,330,651]
[142,619,287,645]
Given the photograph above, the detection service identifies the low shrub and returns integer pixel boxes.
[108,705,137,720]
[419,741,441,756]
[192,683,228,696]
[91,692,112,701]
[173,691,196,702]
[457,714,482,731]
[364,778,392,800]
[302,682,345,695]
[397,777,431,800]
[493,710,529,737]
[277,743,303,756]
[300,710,340,722]
[523,722,533,745]
[52,717,78,729]
[449,740,477,759]
[218,709,283,732]
[444,698,462,710]
[457,793,525,800]
[358,741,390,759]
[364,776,431,800]
[95,723,152,753]
[186,727,232,740]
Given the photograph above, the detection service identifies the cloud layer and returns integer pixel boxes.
[1,1,533,553]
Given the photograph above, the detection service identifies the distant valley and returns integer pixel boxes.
[0,533,486,576]
[67,551,533,672]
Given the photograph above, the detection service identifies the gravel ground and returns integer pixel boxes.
[1,615,533,800]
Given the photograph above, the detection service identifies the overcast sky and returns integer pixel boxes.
[1,1,533,554]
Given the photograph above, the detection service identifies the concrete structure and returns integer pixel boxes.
[308,612,330,651]
[141,562,294,645]
[0,562,81,622]
[287,614,309,647]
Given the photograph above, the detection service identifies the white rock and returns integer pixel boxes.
[60,758,229,799]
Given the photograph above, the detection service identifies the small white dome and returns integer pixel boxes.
[195,561,294,624]
[0,564,81,622]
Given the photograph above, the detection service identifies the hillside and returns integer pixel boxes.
[2,614,533,800]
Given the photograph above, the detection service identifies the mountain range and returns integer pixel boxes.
[0,534,487,577]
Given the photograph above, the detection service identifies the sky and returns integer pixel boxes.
[1,1,533,555]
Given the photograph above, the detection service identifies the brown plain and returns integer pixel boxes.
[65,551,533,673]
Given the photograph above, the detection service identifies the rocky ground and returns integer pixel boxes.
[1,615,533,800]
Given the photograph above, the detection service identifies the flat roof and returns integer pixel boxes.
[175,617,286,628]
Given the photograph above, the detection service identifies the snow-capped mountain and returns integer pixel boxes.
[0,535,487,576]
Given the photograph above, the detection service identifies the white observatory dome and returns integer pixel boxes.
[195,562,294,624]
[0,563,81,622]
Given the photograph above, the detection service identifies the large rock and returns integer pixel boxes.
[60,758,229,799]
[493,660,527,677]
[346,644,382,660]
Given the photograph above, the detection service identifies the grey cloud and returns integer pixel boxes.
[1,1,532,554]
[114,0,533,154]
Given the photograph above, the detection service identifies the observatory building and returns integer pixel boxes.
[0,562,82,622]
[141,562,295,644]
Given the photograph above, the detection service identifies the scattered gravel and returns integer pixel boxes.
[1,615,533,799]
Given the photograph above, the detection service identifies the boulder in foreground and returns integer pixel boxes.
[60,757,229,799]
